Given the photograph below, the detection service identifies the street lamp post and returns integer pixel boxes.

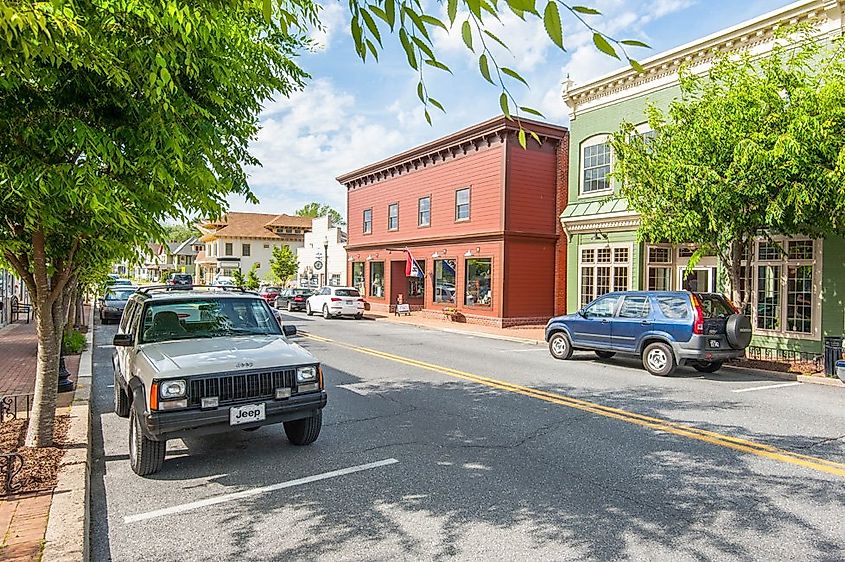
[323,236,329,286]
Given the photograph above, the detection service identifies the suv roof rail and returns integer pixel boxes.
[135,285,253,294]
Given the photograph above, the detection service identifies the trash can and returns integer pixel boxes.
[823,336,843,376]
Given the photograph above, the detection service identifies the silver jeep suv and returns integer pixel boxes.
[112,286,326,476]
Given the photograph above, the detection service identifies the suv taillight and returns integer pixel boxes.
[690,293,705,335]
[330,297,342,302]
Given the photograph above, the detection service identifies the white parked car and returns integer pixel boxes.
[306,286,365,319]
[112,287,326,476]
[214,275,234,286]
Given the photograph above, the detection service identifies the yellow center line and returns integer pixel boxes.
[302,331,845,478]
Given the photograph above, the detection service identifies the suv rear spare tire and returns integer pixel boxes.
[725,314,753,349]
[643,342,676,376]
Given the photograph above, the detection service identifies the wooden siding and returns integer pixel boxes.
[505,141,558,234]
[503,238,556,317]
[347,145,504,248]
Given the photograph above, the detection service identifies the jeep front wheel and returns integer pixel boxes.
[284,411,322,446]
[643,342,676,377]
[129,404,166,476]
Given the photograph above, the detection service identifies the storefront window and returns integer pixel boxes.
[750,238,817,336]
[580,244,629,306]
[369,261,384,298]
[434,260,456,303]
[352,262,365,295]
[465,258,492,308]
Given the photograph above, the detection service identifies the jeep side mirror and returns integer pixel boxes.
[283,325,297,337]
[113,333,133,347]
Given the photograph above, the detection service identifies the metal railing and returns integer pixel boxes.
[0,453,23,495]
[1,393,33,422]
[746,346,823,369]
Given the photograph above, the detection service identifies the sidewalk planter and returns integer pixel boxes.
[442,307,465,323]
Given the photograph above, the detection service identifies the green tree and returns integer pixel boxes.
[611,34,845,308]
[231,269,246,288]
[162,223,199,243]
[0,1,306,446]
[270,245,299,284]
[295,203,345,227]
[245,263,261,290]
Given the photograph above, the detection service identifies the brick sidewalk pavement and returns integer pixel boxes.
[369,311,547,343]
[0,307,88,562]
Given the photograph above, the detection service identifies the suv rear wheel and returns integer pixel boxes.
[284,411,322,445]
[322,305,331,319]
[595,350,616,359]
[692,360,723,373]
[129,403,166,476]
[548,332,573,360]
[643,342,676,377]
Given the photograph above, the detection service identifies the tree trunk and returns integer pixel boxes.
[725,239,748,311]
[25,301,60,447]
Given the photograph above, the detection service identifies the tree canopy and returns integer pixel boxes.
[270,244,299,284]
[611,32,845,306]
[295,203,345,226]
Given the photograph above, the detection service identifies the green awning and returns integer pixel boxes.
[560,198,629,219]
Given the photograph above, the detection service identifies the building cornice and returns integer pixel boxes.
[336,116,568,189]
[559,210,640,236]
[564,0,844,118]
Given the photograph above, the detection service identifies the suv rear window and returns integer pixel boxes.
[696,294,734,319]
[656,296,690,319]
[335,289,361,297]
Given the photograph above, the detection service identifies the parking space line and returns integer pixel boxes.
[732,382,801,393]
[123,458,399,523]
[301,332,845,479]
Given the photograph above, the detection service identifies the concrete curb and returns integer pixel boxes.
[797,374,845,388]
[42,305,94,562]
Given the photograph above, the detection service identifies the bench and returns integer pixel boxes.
[10,296,31,324]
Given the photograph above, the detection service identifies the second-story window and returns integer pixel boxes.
[225,242,233,256]
[582,136,613,195]
[455,188,470,221]
[363,209,372,234]
[242,243,250,257]
[388,203,399,230]
[418,196,431,227]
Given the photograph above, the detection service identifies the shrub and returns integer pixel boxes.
[63,329,86,354]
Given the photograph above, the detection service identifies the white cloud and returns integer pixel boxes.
[309,2,347,52]
[231,79,413,216]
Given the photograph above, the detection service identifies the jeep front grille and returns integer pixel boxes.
[187,369,296,407]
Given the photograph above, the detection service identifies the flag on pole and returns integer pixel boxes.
[405,249,423,278]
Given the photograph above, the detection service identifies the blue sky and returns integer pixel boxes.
[231,0,793,217]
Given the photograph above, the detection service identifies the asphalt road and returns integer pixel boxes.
[89,313,845,561]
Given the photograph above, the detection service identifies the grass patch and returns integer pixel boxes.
[62,329,86,354]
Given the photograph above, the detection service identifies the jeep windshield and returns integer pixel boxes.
[139,297,281,344]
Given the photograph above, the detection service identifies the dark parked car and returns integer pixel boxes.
[100,287,137,324]
[167,273,193,289]
[275,288,314,312]
[545,291,752,376]
[259,286,283,304]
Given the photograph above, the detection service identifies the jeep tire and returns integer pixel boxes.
[643,342,676,377]
[114,380,130,418]
[284,411,322,446]
[548,332,573,360]
[129,403,166,476]
[595,350,616,359]
[692,360,723,373]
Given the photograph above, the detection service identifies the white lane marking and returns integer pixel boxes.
[106,385,114,389]
[732,382,801,393]
[98,344,115,349]
[123,458,399,523]
[498,348,544,353]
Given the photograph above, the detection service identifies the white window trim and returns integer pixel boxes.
[747,237,822,341]
[578,242,633,307]
[579,134,614,198]
[645,243,674,291]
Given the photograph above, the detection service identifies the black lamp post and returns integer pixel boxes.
[323,237,329,286]
[58,351,75,393]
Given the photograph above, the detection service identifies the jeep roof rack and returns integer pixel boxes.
[135,285,253,294]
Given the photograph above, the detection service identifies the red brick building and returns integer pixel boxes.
[339,116,569,327]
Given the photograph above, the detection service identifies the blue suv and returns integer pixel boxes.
[545,291,752,376]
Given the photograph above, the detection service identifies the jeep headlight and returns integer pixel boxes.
[159,379,186,399]
[296,366,317,383]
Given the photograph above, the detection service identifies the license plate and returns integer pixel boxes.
[709,339,721,348]
[345,299,353,304]
[229,403,265,426]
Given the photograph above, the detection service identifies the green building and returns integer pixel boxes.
[560,0,845,361]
